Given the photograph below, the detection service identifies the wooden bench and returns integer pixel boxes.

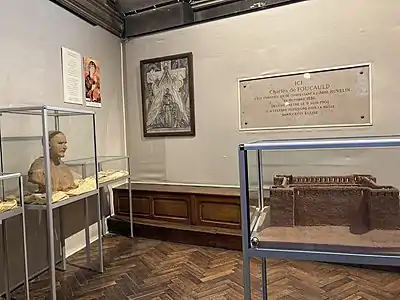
[107,183,243,250]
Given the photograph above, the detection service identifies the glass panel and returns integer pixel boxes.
[98,157,129,184]
[247,150,261,229]
[0,174,22,214]
[65,156,129,185]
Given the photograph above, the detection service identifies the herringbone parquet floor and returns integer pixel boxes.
[12,235,400,299]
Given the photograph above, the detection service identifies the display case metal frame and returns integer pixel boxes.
[239,135,400,300]
[0,172,30,300]
[65,155,133,238]
[0,105,103,300]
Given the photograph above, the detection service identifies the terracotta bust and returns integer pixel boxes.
[28,130,78,193]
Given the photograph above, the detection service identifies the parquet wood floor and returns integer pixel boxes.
[12,234,400,299]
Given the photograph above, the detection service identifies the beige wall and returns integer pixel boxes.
[125,0,400,187]
[0,0,124,292]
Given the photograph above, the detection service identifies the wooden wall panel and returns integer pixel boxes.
[153,196,190,223]
[196,196,241,229]
[132,197,151,217]
[109,184,242,250]
[114,192,152,217]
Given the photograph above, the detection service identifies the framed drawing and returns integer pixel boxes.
[140,52,195,137]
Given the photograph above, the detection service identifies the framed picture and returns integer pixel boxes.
[83,57,102,108]
[140,52,195,137]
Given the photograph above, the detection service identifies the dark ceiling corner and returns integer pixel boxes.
[122,0,307,38]
[124,1,194,38]
[49,0,125,37]
[50,0,306,39]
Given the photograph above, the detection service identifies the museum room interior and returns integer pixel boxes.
[0,0,400,299]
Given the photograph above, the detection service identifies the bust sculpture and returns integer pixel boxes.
[28,130,78,193]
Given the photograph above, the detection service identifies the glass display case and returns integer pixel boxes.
[0,172,29,300]
[65,155,133,237]
[0,105,103,300]
[239,135,400,300]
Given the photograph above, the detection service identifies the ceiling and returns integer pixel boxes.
[50,0,304,38]
[116,0,305,38]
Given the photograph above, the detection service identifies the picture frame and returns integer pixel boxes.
[140,52,195,137]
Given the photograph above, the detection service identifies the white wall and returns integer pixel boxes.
[125,0,400,188]
[0,0,124,292]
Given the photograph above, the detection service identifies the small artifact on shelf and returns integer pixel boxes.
[24,191,69,205]
[0,196,18,213]
[28,130,78,193]
[98,169,129,183]
[67,177,97,196]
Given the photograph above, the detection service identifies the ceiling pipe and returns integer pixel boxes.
[124,0,191,16]
[191,0,238,10]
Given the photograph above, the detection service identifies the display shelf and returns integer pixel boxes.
[0,206,23,221]
[0,105,103,300]
[25,190,99,210]
[0,172,29,300]
[65,155,133,237]
[238,135,400,300]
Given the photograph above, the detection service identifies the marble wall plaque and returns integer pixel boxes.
[239,64,371,130]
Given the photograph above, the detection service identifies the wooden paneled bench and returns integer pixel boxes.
[107,183,244,250]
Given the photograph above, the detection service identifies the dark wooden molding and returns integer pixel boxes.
[50,0,124,37]
[108,183,243,250]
